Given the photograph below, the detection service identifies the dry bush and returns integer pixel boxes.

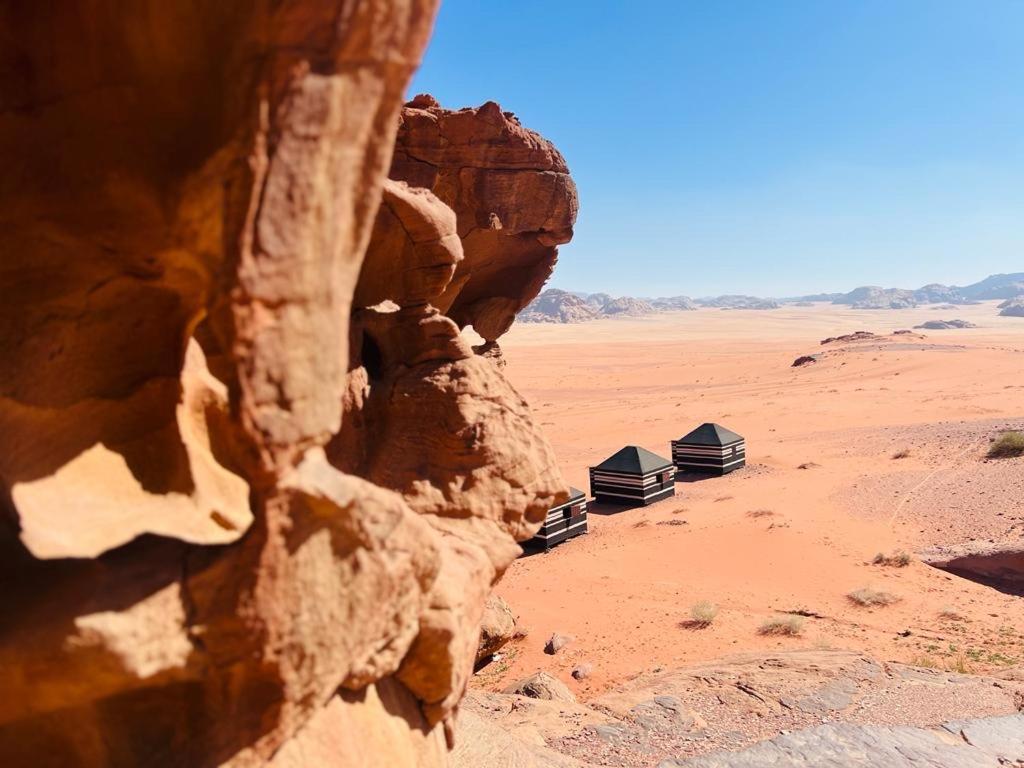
[891,448,911,459]
[847,588,900,607]
[746,509,775,518]
[758,615,804,636]
[910,654,939,669]
[687,601,718,628]
[872,550,912,567]
[987,431,1024,459]
[938,607,965,622]
[948,652,974,674]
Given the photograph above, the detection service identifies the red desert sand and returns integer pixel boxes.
[473,301,1024,697]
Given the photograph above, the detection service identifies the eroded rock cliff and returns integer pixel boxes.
[391,94,579,342]
[0,3,576,766]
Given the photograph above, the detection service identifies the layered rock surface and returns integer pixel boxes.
[458,650,1024,767]
[0,5,575,767]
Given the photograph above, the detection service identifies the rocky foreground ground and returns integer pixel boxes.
[456,650,1024,767]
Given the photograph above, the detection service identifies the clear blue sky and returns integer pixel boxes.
[409,1,1024,298]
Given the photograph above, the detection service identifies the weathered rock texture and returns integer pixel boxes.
[476,594,518,665]
[0,5,575,767]
[390,94,579,341]
[458,650,1024,767]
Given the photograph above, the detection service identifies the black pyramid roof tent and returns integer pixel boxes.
[671,422,746,476]
[594,445,674,474]
[677,422,743,447]
[524,486,588,552]
[589,446,676,506]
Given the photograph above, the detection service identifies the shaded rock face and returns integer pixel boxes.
[390,96,579,341]
[0,6,571,767]
[921,544,1024,597]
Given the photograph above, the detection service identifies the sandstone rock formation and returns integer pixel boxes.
[696,295,781,309]
[833,286,917,309]
[0,5,575,766]
[503,672,577,704]
[545,632,574,655]
[389,95,579,341]
[600,296,657,316]
[519,289,600,324]
[476,595,519,665]
[820,331,882,344]
[518,290,697,324]
[651,295,699,311]
[914,319,977,330]
[999,298,1024,317]
[920,543,1024,595]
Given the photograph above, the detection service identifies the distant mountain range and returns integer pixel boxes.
[519,272,1024,324]
[813,272,1024,309]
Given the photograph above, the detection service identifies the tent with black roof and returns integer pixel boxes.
[589,446,676,506]
[671,422,745,475]
[524,486,588,551]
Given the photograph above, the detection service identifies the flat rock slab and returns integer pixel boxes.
[660,714,1024,767]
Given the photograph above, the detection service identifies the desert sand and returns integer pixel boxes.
[477,301,1024,699]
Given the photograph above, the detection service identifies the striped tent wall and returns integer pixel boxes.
[671,439,745,475]
[671,423,746,476]
[524,488,588,551]
[589,467,675,506]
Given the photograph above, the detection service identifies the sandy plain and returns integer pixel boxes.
[477,301,1024,700]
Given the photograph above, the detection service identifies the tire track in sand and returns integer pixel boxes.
[887,437,983,529]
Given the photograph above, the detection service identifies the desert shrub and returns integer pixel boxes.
[948,652,974,674]
[872,550,912,567]
[746,509,775,518]
[891,448,911,459]
[987,431,1024,459]
[847,588,900,607]
[910,654,939,669]
[758,615,804,636]
[688,601,718,627]
[938,606,964,621]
